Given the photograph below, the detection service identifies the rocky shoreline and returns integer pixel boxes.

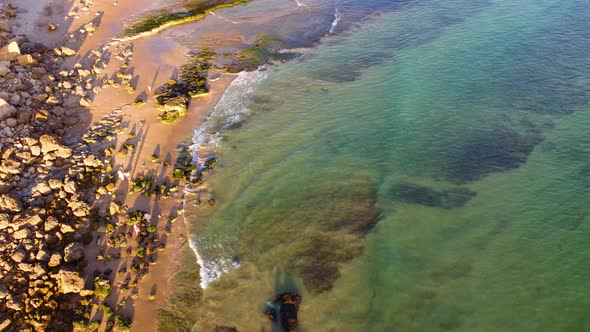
[0,3,197,330]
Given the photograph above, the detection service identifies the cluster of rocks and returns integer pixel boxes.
[0,5,133,331]
[154,51,211,124]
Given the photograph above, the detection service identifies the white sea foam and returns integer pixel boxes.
[189,238,240,289]
[186,68,268,288]
[189,68,268,169]
[329,8,342,34]
[295,0,308,8]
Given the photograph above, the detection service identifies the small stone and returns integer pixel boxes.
[63,242,85,263]
[48,253,62,267]
[48,23,57,31]
[0,19,11,33]
[17,54,37,66]
[0,42,19,61]
[61,46,76,56]
[11,250,26,263]
[0,98,16,121]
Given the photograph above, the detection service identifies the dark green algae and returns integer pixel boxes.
[120,0,251,39]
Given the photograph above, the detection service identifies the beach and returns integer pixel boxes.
[2,0,590,331]
[0,0,242,330]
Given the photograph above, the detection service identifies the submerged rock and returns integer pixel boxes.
[390,183,476,209]
[265,292,302,332]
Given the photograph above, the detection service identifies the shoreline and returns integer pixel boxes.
[0,0,241,330]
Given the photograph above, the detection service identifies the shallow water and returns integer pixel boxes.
[185,0,590,330]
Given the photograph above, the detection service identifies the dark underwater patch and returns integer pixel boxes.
[390,183,476,209]
[444,125,542,183]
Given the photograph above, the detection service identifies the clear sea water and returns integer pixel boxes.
[184,0,590,330]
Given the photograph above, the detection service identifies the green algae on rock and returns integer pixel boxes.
[119,0,251,40]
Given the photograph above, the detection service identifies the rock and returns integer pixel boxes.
[64,113,80,126]
[0,317,10,331]
[60,46,76,56]
[5,118,16,128]
[45,95,61,105]
[0,213,10,229]
[0,194,22,213]
[83,22,96,33]
[12,214,42,230]
[0,98,16,121]
[13,228,31,240]
[8,94,19,106]
[33,181,52,195]
[39,134,72,158]
[0,61,9,77]
[48,253,62,267]
[0,19,11,33]
[63,242,85,263]
[47,179,62,190]
[0,42,20,61]
[17,54,37,66]
[35,109,49,121]
[44,216,59,231]
[11,250,26,263]
[60,224,75,234]
[268,292,302,331]
[31,66,47,76]
[36,248,50,262]
[56,269,85,293]
[16,110,32,124]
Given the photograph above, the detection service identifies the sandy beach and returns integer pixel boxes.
[0,0,239,330]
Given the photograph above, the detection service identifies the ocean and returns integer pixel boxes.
[181,0,590,330]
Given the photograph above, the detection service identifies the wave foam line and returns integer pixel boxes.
[329,8,342,34]
[185,68,268,288]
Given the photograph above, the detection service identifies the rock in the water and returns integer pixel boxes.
[56,269,85,293]
[0,194,22,213]
[0,98,16,121]
[0,42,20,61]
[266,292,302,332]
[63,242,85,263]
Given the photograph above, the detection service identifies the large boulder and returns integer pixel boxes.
[56,269,84,294]
[0,42,20,61]
[0,98,16,121]
[63,242,85,263]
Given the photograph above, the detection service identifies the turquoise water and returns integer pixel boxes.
[187,0,590,330]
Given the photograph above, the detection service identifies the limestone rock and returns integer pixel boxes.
[0,42,20,61]
[63,242,85,263]
[56,269,84,293]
